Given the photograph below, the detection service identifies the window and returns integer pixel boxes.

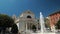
[27,15,32,18]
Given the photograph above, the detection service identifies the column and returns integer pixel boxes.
[36,24,38,31]
[26,22,27,32]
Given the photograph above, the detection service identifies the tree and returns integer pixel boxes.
[44,18,50,28]
[32,25,36,32]
[55,20,60,29]
[0,14,14,27]
[11,24,18,34]
[0,14,15,33]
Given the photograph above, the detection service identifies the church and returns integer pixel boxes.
[12,10,41,33]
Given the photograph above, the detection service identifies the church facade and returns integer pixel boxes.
[13,10,40,33]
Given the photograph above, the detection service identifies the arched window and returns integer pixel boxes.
[27,15,32,18]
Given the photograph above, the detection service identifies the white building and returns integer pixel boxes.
[12,10,40,33]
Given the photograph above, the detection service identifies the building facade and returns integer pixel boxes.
[49,11,60,31]
[13,10,40,33]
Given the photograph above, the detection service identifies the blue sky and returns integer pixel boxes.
[0,0,60,18]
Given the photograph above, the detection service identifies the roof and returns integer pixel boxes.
[49,10,60,16]
[23,10,34,14]
[19,10,34,17]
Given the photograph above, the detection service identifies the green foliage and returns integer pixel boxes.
[0,14,18,33]
[32,25,36,29]
[32,25,36,32]
[11,24,18,33]
[55,20,60,29]
[0,14,14,27]
[44,18,50,28]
